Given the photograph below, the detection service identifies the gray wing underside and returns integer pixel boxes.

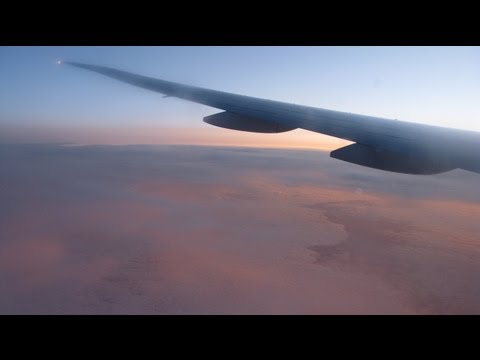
[64,62,480,175]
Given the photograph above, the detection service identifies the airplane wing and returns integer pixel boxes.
[63,61,480,175]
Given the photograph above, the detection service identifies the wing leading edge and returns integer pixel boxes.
[63,61,480,175]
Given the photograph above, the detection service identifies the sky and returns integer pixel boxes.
[1,46,480,148]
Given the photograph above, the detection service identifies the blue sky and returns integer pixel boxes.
[1,46,480,133]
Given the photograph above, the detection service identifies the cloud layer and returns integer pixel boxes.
[1,144,479,314]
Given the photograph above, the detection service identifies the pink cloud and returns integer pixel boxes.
[1,144,479,314]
